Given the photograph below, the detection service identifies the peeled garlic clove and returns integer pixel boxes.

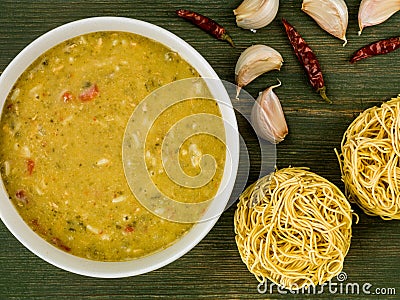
[251,81,288,144]
[358,0,400,35]
[233,0,279,30]
[235,45,283,97]
[302,0,349,46]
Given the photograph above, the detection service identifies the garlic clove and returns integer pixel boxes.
[233,0,279,30]
[358,0,400,35]
[250,81,288,144]
[302,0,349,46]
[235,45,283,97]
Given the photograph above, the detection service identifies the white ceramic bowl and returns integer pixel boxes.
[0,17,239,278]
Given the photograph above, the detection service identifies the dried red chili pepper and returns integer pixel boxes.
[282,18,331,103]
[176,9,235,47]
[350,36,400,64]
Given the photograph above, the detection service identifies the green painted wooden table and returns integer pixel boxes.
[0,1,399,299]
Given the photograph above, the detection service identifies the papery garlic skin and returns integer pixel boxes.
[302,0,349,46]
[250,81,288,144]
[358,0,400,35]
[235,45,283,97]
[234,0,279,30]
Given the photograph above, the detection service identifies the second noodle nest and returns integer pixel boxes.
[234,167,355,290]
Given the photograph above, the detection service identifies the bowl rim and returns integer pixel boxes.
[0,16,239,278]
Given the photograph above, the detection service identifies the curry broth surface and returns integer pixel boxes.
[0,32,225,261]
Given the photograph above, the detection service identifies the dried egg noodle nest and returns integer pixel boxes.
[337,96,400,220]
[234,167,355,290]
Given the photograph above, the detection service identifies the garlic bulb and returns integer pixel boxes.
[358,0,400,35]
[233,0,279,31]
[235,45,283,97]
[251,81,288,144]
[302,0,349,46]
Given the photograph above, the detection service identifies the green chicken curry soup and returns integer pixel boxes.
[0,31,226,261]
